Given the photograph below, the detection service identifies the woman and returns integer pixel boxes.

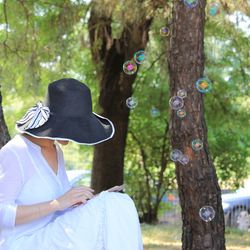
[0,78,143,250]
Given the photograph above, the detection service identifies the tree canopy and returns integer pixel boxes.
[0,0,249,220]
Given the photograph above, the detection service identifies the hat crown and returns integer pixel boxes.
[45,78,92,117]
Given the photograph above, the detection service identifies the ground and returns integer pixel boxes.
[142,224,250,250]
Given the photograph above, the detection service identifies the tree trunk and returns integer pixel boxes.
[88,6,152,193]
[168,1,225,249]
[0,90,10,148]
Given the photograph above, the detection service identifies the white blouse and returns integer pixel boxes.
[0,134,71,248]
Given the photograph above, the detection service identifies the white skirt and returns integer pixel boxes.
[8,192,143,250]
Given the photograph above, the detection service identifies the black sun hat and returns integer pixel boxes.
[15,78,115,145]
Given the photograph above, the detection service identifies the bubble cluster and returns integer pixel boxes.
[123,60,137,75]
[208,2,220,16]
[169,96,184,110]
[170,149,189,165]
[183,0,199,8]
[176,109,187,118]
[191,139,203,151]
[160,27,171,37]
[134,50,146,64]
[126,97,138,109]
[196,78,212,93]
[199,206,215,222]
[177,89,187,99]
[150,107,160,118]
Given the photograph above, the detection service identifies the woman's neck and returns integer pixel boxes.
[22,134,55,149]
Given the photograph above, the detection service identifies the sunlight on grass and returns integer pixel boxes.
[141,224,250,250]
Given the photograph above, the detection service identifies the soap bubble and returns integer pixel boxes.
[195,78,212,93]
[183,0,199,8]
[208,2,220,16]
[123,60,137,75]
[169,96,184,110]
[150,107,160,118]
[176,109,187,118]
[199,206,215,222]
[160,27,171,37]
[134,50,146,64]
[178,154,189,165]
[177,89,187,99]
[126,97,138,109]
[170,149,182,162]
[192,139,203,151]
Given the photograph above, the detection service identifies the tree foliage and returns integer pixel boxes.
[0,0,249,223]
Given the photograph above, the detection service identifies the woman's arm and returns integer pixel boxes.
[15,200,59,225]
[15,186,94,225]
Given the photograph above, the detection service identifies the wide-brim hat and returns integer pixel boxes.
[15,78,115,145]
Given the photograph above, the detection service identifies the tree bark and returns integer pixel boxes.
[88,5,152,193]
[0,90,10,148]
[168,1,225,249]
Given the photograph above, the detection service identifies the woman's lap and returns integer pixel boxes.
[9,192,143,250]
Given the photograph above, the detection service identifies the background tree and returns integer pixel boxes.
[168,0,225,249]
[88,0,162,193]
[0,89,10,147]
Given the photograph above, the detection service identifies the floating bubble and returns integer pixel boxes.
[195,77,212,93]
[208,2,220,16]
[170,149,183,162]
[176,109,187,118]
[150,107,160,118]
[192,139,203,151]
[177,89,187,99]
[126,97,138,109]
[123,60,137,75]
[199,206,215,222]
[160,27,171,37]
[169,96,184,110]
[134,50,146,64]
[183,0,199,8]
[178,154,189,165]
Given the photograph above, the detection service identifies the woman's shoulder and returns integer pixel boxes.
[0,134,27,160]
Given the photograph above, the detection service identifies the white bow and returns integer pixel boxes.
[16,101,50,131]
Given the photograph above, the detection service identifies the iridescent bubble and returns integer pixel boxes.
[208,2,220,16]
[169,96,184,110]
[134,50,146,64]
[170,149,183,162]
[177,89,187,99]
[183,0,199,8]
[176,109,187,118]
[192,139,203,151]
[199,206,215,222]
[160,27,171,37]
[196,78,212,93]
[126,97,138,109]
[123,60,137,75]
[178,154,189,165]
[150,107,160,118]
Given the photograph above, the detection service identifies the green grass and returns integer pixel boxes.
[142,224,250,250]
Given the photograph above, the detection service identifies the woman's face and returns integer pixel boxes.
[57,140,69,145]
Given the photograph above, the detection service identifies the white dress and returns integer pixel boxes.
[0,135,143,250]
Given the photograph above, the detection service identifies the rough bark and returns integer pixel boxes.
[88,5,153,193]
[0,90,10,148]
[168,1,225,249]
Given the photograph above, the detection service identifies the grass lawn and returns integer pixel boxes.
[142,224,250,250]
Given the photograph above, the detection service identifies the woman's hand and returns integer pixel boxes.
[56,186,95,211]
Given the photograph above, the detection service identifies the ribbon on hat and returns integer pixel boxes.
[16,101,50,131]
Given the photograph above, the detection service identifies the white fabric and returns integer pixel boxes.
[0,135,143,250]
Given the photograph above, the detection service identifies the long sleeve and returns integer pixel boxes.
[0,149,23,229]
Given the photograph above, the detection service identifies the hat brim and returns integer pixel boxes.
[15,112,115,145]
